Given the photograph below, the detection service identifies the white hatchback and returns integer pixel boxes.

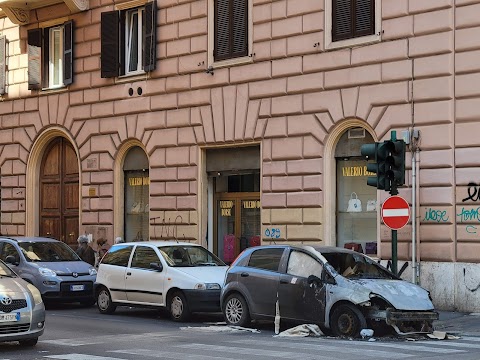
[95,241,228,321]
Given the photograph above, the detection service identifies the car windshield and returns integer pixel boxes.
[159,245,225,267]
[322,251,396,280]
[18,242,81,262]
[0,261,16,277]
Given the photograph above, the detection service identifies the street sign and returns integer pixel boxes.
[381,195,410,230]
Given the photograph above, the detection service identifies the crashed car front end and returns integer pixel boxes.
[318,249,439,336]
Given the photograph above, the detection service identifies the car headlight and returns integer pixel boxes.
[27,283,43,305]
[89,267,97,276]
[194,283,221,290]
[39,267,56,277]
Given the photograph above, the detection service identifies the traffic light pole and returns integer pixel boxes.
[390,131,398,275]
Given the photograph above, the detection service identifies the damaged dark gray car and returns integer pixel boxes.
[221,245,438,337]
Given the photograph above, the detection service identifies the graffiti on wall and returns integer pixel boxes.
[423,208,449,223]
[462,182,480,202]
[264,228,281,239]
[151,215,184,239]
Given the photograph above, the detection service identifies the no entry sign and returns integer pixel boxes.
[381,196,410,230]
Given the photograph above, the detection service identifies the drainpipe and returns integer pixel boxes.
[411,149,417,284]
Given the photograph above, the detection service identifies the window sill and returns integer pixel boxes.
[39,86,68,94]
[211,56,253,69]
[325,33,381,51]
[116,72,148,84]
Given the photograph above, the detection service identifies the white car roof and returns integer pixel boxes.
[116,241,202,247]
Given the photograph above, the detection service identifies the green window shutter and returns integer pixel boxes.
[63,20,74,85]
[27,29,42,90]
[332,0,375,42]
[332,0,353,42]
[232,0,248,58]
[101,11,119,78]
[0,36,6,95]
[355,0,375,37]
[214,0,230,61]
[143,1,157,72]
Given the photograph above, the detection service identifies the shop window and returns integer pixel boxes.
[101,1,157,78]
[27,21,74,90]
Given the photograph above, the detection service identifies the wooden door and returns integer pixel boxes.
[40,138,79,246]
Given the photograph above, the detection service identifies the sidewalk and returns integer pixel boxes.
[434,311,480,336]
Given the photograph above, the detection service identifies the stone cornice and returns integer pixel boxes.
[2,7,29,25]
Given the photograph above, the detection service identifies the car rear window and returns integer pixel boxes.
[101,245,134,267]
[248,248,284,272]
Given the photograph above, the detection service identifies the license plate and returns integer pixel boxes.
[0,313,19,322]
[70,285,84,291]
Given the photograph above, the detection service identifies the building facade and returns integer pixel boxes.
[0,0,479,311]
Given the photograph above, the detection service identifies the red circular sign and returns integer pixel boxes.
[381,196,410,230]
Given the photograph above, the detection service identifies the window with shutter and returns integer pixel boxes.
[101,2,157,78]
[214,0,248,62]
[332,0,375,42]
[27,21,75,91]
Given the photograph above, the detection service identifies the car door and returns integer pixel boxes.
[99,245,134,302]
[125,245,164,305]
[238,248,285,317]
[278,249,326,324]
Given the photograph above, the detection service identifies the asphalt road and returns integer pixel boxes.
[0,304,479,360]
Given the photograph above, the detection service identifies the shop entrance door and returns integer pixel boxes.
[216,193,261,264]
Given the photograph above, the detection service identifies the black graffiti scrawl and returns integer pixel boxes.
[463,182,480,202]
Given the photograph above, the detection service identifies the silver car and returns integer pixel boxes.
[0,237,97,305]
[0,259,45,346]
[221,245,438,337]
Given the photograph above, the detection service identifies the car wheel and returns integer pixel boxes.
[169,291,190,322]
[97,287,116,314]
[19,338,38,347]
[223,293,250,327]
[330,303,367,338]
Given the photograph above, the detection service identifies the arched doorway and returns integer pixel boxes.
[123,146,149,242]
[39,137,79,246]
[335,127,377,255]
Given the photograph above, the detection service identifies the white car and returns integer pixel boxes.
[94,241,228,321]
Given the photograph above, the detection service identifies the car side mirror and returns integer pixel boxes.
[150,262,163,272]
[5,255,18,266]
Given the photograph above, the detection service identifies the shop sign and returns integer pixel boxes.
[342,166,375,177]
[243,200,260,209]
[128,177,150,186]
[220,200,233,217]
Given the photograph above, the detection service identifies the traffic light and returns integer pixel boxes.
[386,140,406,187]
[360,142,389,191]
[361,139,406,192]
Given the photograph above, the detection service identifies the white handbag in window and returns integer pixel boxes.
[346,192,362,213]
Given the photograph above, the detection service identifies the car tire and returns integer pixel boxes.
[330,303,367,338]
[223,293,251,327]
[96,287,116,314]
[19,338,38,347]
[169,291,190,322]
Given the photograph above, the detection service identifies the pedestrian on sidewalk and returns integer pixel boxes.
[76,235,95,266]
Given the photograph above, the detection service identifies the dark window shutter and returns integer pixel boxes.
[332,0,353,42]
[63,20,74,85]
[332,0,375,42]
[143,1,157,72]
[43,28,49,88]
[232,0,248,58]
[101,11,119,78]
[214,0,231,61]
[355,0,375,37]
[0,36,6,95]
[28,29,42,90]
